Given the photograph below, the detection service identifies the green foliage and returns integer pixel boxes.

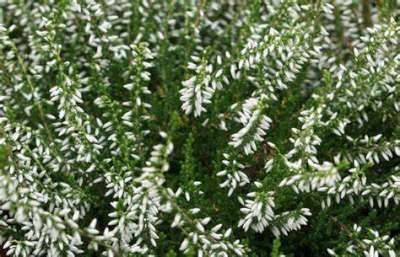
[1,0,400,257]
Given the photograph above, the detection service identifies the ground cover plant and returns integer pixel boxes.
[0,0,400,256]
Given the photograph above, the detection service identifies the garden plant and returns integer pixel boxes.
[0,0,400,256]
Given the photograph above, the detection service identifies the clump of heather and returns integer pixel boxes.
[0,1,400,256]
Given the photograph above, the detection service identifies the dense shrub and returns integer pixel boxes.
[0,0,400,256]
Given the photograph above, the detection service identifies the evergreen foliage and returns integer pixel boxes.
[0,0,400,256]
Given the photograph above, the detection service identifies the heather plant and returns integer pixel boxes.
[0,0,400,257]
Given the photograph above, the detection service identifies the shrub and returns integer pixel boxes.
[0,0,399,256]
